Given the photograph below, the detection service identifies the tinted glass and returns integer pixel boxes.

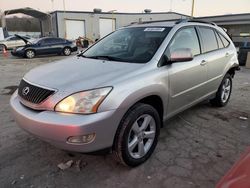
[168,27,200,56]
[215,31,224,49]
[8,37,18,41]
[219,33,230,47]
[53,38,65,43]
[199,27,218,53]
[41,38,53,45]
[83,27,172,63]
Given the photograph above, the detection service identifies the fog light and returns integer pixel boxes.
[67,133,95,144]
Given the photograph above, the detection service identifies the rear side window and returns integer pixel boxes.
[8,37,18,41]
[218,33,230,47]
[168,27,200,56]
[215,31,224,49]
[199,27,218,53]
[53,38,65,43]
[40,39,52,45]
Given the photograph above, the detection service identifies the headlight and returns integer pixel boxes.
[55,87,112,114]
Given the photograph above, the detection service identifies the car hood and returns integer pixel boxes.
[15,34,32,44]
[24,56,144,92]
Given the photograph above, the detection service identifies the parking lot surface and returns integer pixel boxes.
[0,53,250,188]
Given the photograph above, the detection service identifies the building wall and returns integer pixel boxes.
[198,14,250,43]
[53,12,188,40]
[220,24,250,42]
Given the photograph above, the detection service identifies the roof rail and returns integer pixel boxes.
[176,19,217,26]
[135,19,179,24]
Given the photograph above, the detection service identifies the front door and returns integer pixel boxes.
[165,27,208,116]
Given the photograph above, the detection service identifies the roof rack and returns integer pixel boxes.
[175,19,217,26]
[135,19,179,24]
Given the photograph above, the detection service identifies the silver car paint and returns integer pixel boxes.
[10,22,239,152]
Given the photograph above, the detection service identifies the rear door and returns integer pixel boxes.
[165,26,208,116]
[36,38,54,55]
[48,38,65,54]
[197,26,231,92]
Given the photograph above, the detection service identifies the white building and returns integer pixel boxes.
[50,10,189,41]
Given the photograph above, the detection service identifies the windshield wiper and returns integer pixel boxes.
[85,55,119,61]
[77,53,86,57]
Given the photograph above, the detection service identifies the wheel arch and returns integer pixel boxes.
[25,48,36,54]
[136,95,164,125]
[63,46,72,51]
[226,66,238,78]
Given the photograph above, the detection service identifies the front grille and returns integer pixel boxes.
[18,79,55,104]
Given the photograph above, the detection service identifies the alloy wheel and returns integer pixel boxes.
[221,77,231,103]
[26,50,35,58]
[128,114,156,159]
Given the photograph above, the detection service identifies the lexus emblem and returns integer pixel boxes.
[22,87,30,96]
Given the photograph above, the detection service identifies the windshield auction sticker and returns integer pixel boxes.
[144,28,165,32]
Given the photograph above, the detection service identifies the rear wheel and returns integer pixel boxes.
[113,103,160,167]
[210,73,232,107]
[25,50,35,59]
[63,47,71,56]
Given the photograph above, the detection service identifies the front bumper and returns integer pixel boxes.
[11,50,25,57]
[71,46,78,52]
[10,91,123,152]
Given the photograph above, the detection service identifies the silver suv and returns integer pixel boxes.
[10,20,239,167]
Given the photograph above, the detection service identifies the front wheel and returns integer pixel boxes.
[210,73,232,107]
[113,103,160,167]
[25,50,35,59]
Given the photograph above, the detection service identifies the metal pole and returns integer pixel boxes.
[63,0,66,38]
[112,12,114,31]
[191,0,195,17]
[51,0,54,11]
[108,10,117,31]
[170,0,173,12]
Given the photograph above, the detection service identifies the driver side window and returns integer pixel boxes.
[167,27,201,57]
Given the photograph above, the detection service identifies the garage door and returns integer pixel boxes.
[99,18,116,38]
[65,20,85,40]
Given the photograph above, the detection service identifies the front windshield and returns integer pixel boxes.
[83,27,172,63]
[33,38,43,44]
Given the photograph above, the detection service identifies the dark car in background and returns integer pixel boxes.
[11,35,77,58]
[234,41,250,66]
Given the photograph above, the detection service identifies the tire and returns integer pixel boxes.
[63,47,71,56]
[25,50,35,59]
[210,73,232,107]
[113,103,160,167]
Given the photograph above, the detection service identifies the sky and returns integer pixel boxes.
[0,0,250,17]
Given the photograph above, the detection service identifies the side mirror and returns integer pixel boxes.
[169,48,193,63]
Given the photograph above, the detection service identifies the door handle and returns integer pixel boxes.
[200,60,207,66]
[225,52,230,57]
